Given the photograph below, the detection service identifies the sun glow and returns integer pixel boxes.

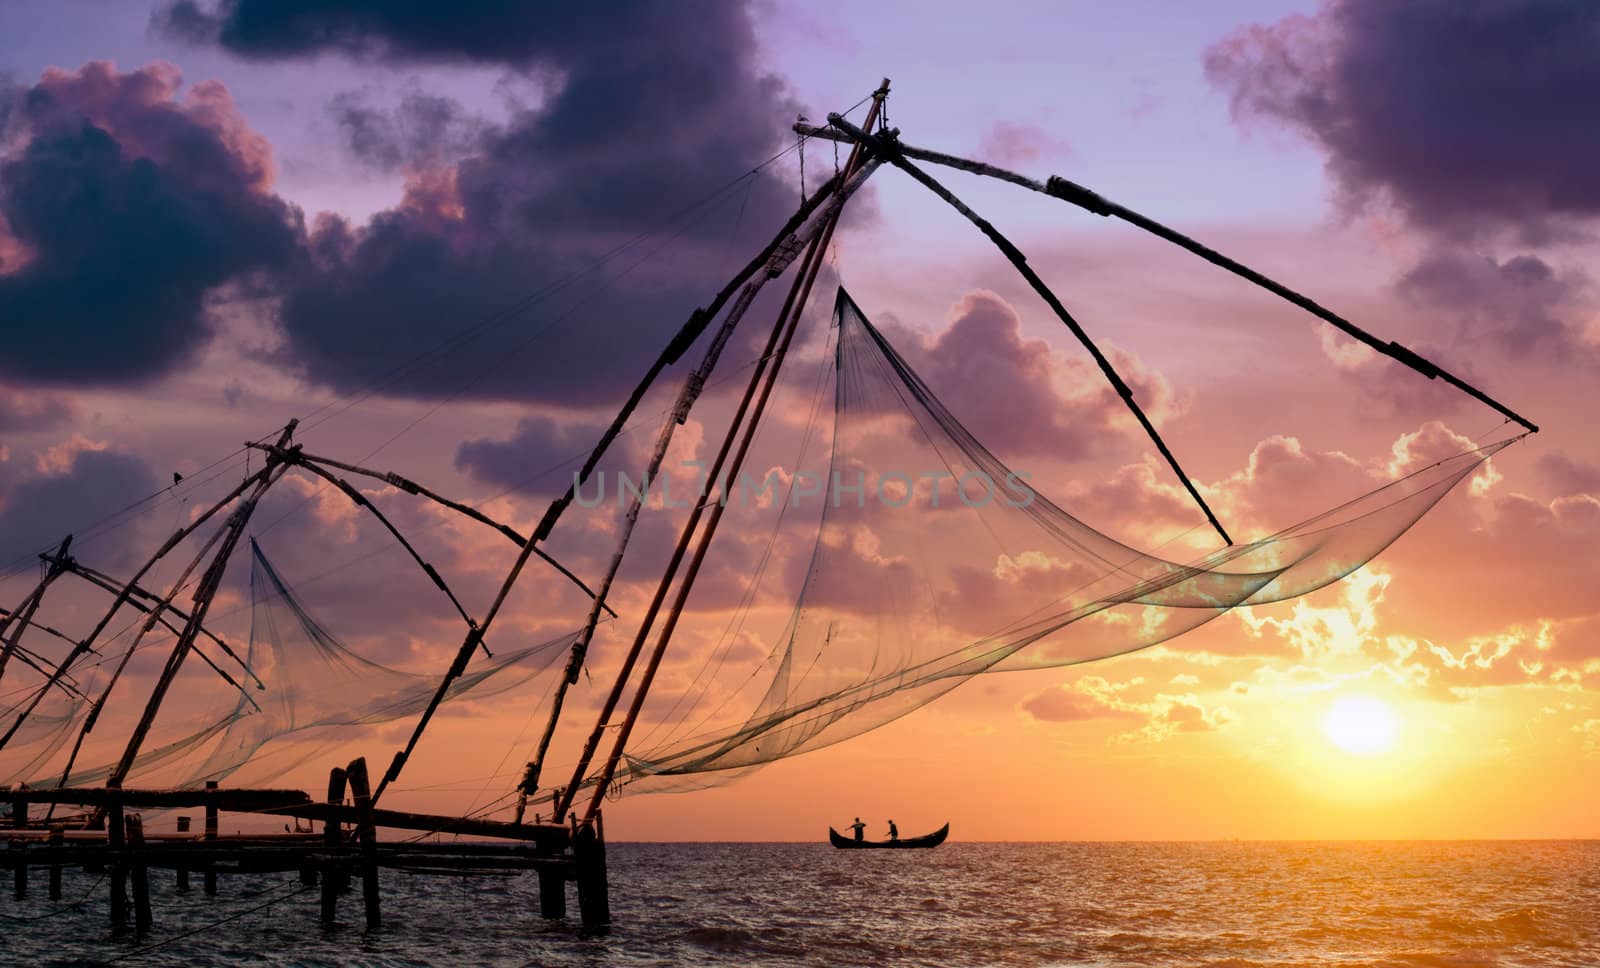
[1321,695,1399,756]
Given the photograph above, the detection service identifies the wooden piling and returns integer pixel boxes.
[203,780,218,895]
[175,816,191,892]
[345,757,380,930]
[573,818,609,928]
[538,866,566,919]
[9,839,24,900]
[47,825,63,900]
[321,766,346,925]
[127,813,152,932]
[107,796,127,929]
[11,789,26,830]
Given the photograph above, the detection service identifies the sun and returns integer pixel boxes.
[1322,695,1399,756]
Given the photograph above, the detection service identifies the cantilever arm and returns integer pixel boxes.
[246,444,616,620]
[58,558,263,690]
[826,115,1233,546]
[56,563,263,711]
[798,121,1538,435]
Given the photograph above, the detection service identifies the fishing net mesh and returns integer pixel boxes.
[0,540,573,789]
[618,288,1510,793]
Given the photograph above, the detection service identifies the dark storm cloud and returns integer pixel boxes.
[0,448,160,568]
[167,0,803,404]
[454,414,614,496]
[157,0,632,66]
[1205,0,1600,239]
[0,62,302,387]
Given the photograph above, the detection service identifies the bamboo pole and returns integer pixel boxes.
[104,448,292,792]
[575,81,892,821]
[826,114,1232,546]
[1,456,280,759]
[0,535,70,687]
[534,148,889,816]
[798,120,1538,435]
[245,445,616,618]
[369,152,882,806]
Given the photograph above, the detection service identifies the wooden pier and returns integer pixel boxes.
[1,756,609,933]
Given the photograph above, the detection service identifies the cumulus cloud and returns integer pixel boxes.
[1396,251,1595,360]
[163,0,806,406]
[0,61,302,387]
[884,289,1181,463]
[0,444,160,570]
[1205,0,1600,240]
[1022,674,1234,742]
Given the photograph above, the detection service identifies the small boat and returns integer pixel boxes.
[828,822,949,849]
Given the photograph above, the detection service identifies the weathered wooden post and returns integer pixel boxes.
[9,786,27,899]
[345,757,380,930]
[573,816,609,928]
[8,838,24,900]
[127,813,152,933]
[47,824,63,900]
[321,766,346,925]
[107,793,127,929]
[203,780,218,896]
[175,816,191,892]
[538,864,566,919]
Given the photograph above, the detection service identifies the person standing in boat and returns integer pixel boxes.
[887,819,898,841]
[848,817,866,842]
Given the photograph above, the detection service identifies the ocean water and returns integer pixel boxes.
[3,841,1596,966]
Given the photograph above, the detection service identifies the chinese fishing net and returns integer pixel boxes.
[1,539,574,788]
[616,287,1513,793]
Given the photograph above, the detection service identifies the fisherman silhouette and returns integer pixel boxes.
[848,817,866,842]
[887,819,898,841]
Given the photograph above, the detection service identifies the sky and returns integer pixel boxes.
[0,0,1596,840]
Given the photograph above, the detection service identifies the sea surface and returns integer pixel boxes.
[3,841,1596,966]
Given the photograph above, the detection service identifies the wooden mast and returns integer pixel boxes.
[568,80,892,822]
[365,138,882,806]
[0,536,71,687]
[513,148,885,819]
[103,422,298,790]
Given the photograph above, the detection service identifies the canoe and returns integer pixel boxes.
[828,822,949,849]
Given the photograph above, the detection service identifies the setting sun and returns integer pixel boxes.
[1322,695,1400,756]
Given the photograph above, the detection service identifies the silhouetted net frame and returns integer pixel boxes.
[618,289,1512,793]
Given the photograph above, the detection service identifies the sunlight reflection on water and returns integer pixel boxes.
[5,841,1596,966]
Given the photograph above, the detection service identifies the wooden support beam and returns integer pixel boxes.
[127,813,152,932]
[321,766,346,925]
[346,757,380,930]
